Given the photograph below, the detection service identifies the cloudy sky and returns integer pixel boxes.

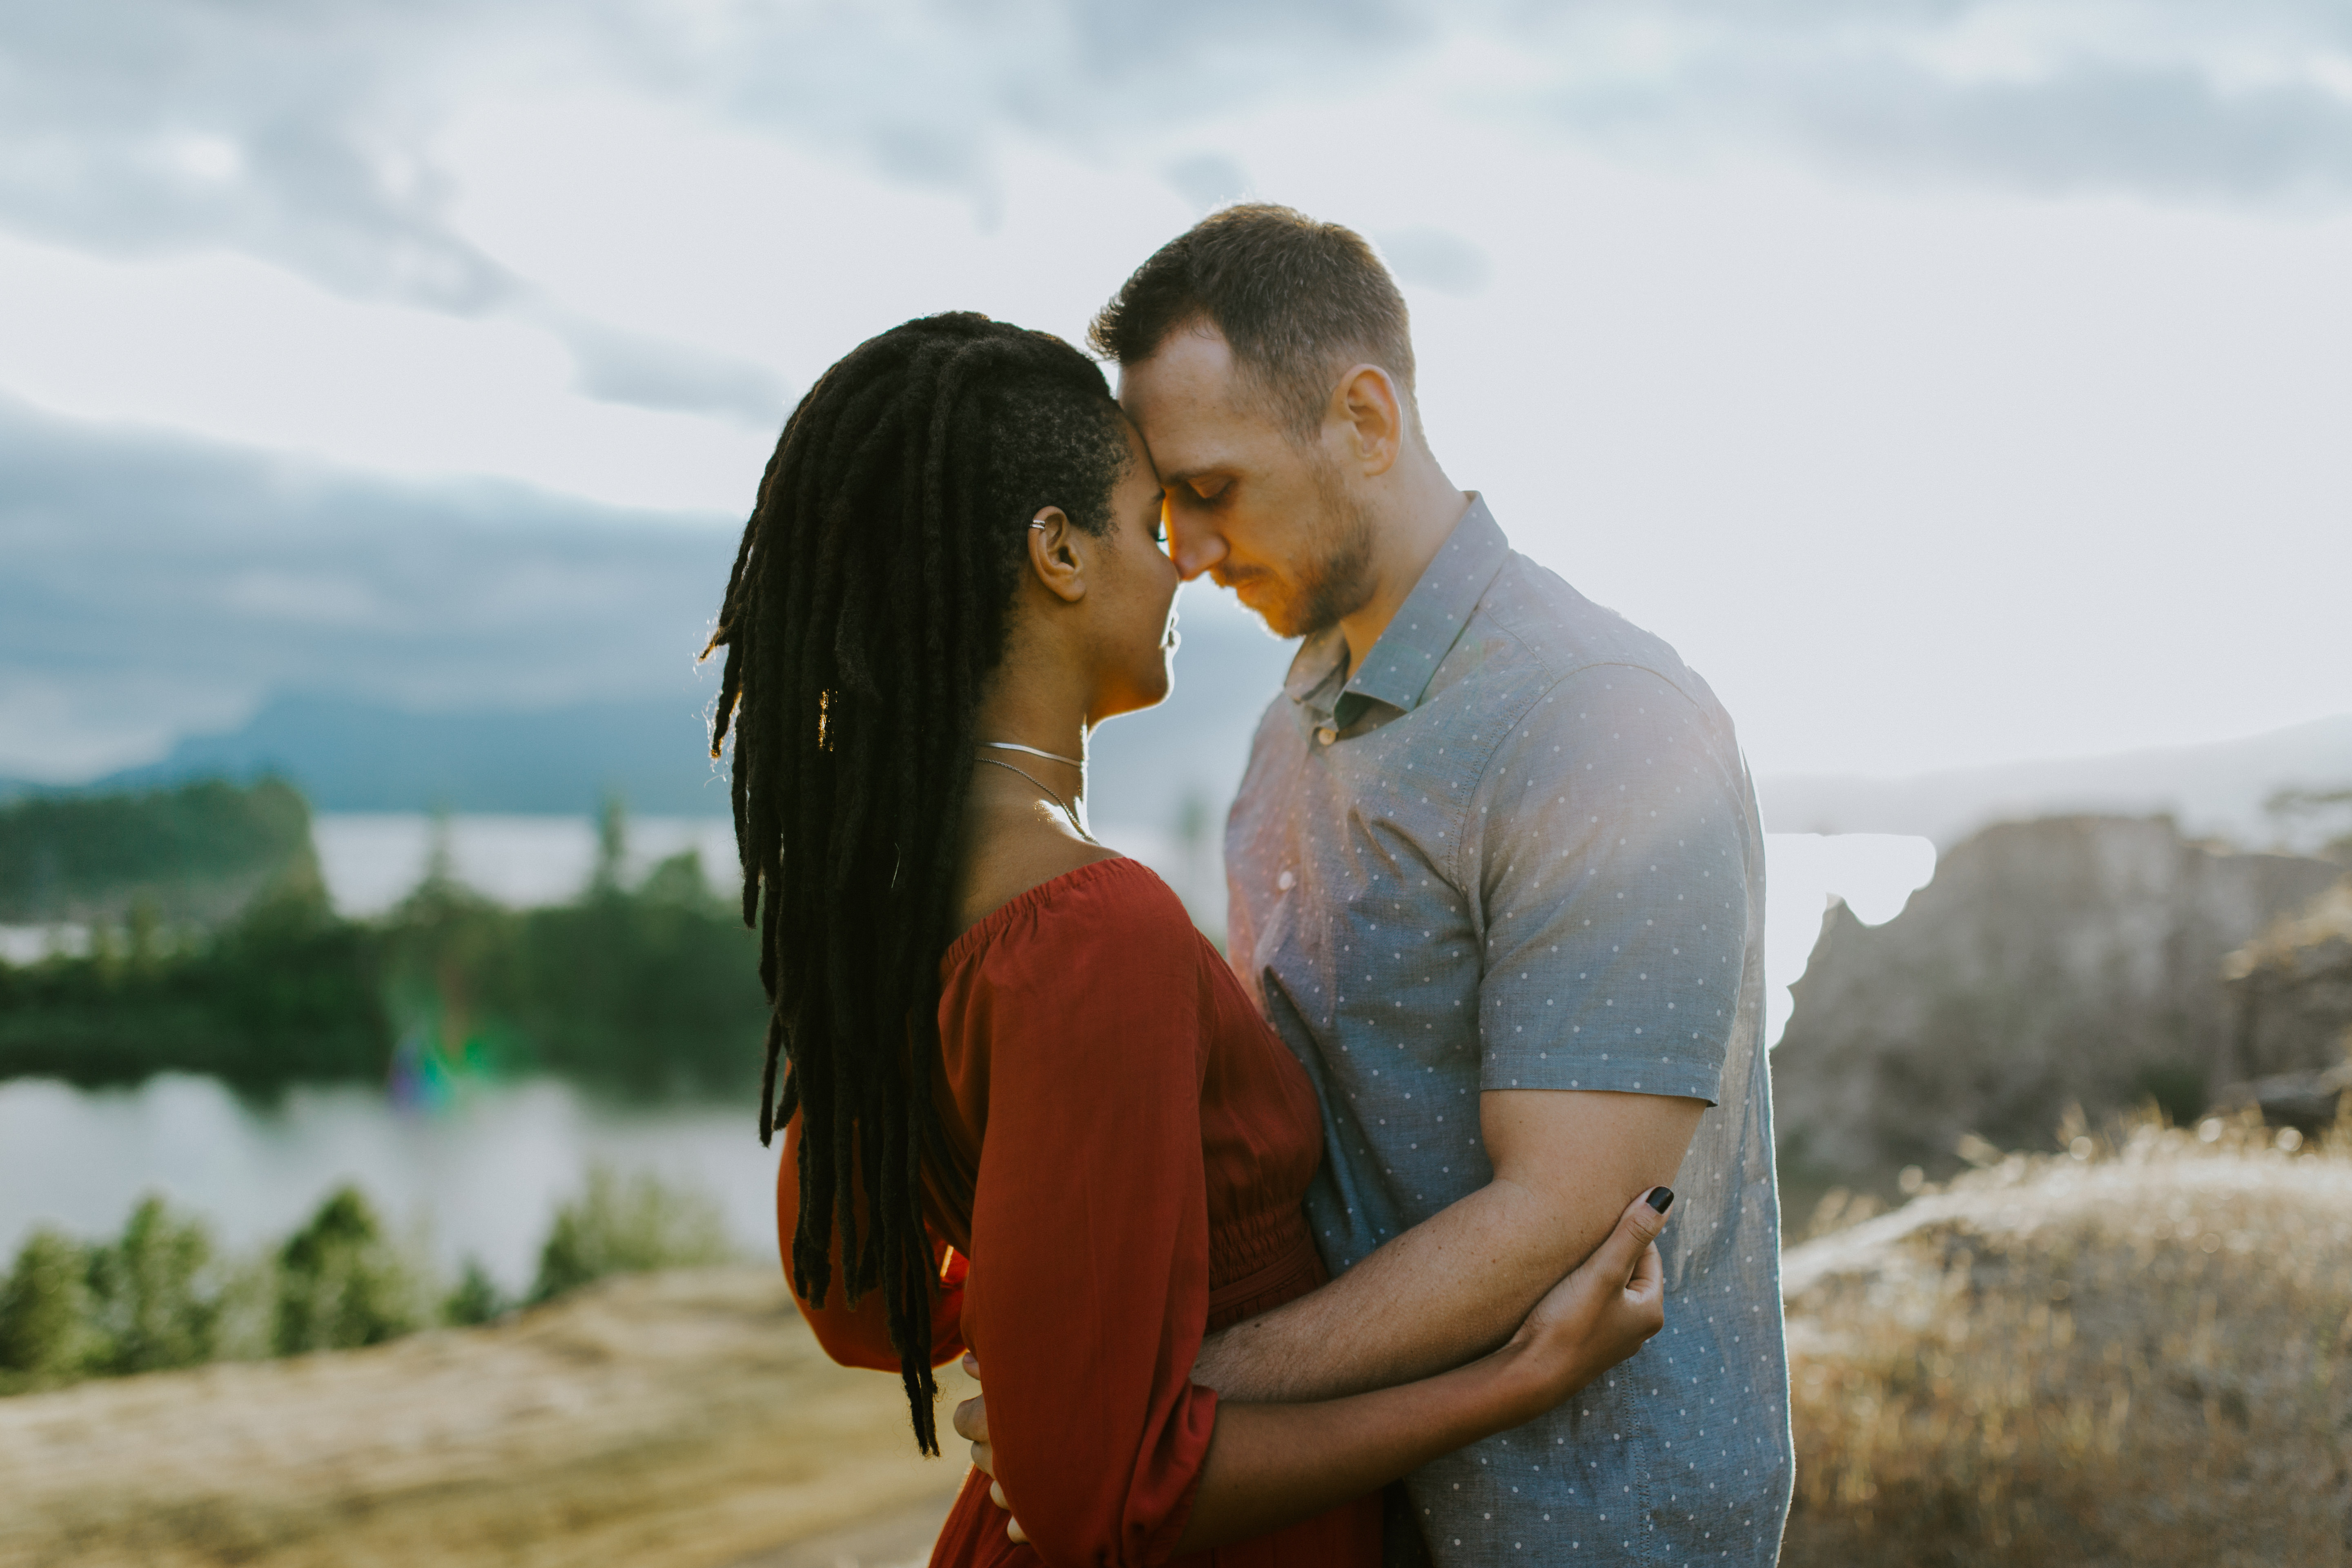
[4,0,2349,784]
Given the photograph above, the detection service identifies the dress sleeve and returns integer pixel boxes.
[776,1110,967,1372]
[960,878,1219,1568]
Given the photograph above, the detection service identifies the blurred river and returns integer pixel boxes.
[0,1075,777,1296]
[1,817,1931,1285]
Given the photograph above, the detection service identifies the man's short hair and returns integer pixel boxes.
[1089,203,1418,443]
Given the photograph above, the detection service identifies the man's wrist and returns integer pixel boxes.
[1197,1319,1347,1403]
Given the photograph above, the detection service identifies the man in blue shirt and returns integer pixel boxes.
[1095,205,1792,1566]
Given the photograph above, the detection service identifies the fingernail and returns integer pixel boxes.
[1646,1186,1675,1213]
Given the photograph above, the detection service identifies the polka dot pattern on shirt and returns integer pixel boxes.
[1223,496,1793,1566]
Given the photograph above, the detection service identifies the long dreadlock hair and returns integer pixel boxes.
[701,313,1130,1453]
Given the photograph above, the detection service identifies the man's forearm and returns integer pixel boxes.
[1194,1090,1705,1405]
[1193,1179,1604,1403]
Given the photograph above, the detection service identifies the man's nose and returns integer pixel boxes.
[1166,510,1227,582]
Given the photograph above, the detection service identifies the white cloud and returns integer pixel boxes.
[0,1,2347,783]
[0,392,738,778]
[6,2,2350,321]
[0,672,256,782]
[0,232,774,510]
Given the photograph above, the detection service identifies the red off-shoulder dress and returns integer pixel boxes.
[780,857,1383,1568]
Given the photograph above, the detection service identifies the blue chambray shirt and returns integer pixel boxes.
[1226,497,1793,1567]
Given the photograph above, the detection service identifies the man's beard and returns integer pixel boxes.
[1258,455,1377,640]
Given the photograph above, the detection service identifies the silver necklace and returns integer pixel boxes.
[978,738,1087,768]
[975,756,1097,843]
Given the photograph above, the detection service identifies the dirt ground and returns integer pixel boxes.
[0,1267,978,1568]
[24,1127,2338,1568]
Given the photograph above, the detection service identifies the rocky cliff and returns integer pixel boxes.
[2213,884,2352,1128]
[2227,883,2352,1070]
[1772,815,2344,1178]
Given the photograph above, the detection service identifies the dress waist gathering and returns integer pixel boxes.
[1206,1206,1323,1331]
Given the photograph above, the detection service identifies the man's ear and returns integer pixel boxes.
[1025,507,1088,604]
[1330,365,1404,479]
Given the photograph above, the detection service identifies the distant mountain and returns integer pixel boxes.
[17,598,1301,824]
[1757,713,2352,850]
[12,396,2345,842]
[27,626,2351,847]
[83,694,734,816]
[0,393,739,787]
[0,389,1304,820]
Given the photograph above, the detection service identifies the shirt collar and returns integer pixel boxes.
[1282,493,1512,724]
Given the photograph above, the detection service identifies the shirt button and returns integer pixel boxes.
[1316,725,1337,746]
[1278,870,1296,891]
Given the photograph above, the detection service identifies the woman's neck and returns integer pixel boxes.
[970,677,1091,808]
[956,679,1116,934]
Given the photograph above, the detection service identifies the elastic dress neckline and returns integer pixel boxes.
[942,853,1140,971]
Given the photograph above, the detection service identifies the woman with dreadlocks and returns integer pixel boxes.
[703,313,1671,1567]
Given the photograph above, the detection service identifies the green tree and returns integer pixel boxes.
[272,1187,421,1354]
[590,793,628,897]
[0,1229,96,1385]
[84,1196,219,1375]
[442,1258,507,1327]
[513,844,766,1095]
[0,775,317,924]
[530,1165,735,1304]
[0,779,775,1098]
[0,862,387,1089]
[376,824,530,1090]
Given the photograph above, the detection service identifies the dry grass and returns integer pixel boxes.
[1780,1113,2352,1566]
[0,1267,973,1568]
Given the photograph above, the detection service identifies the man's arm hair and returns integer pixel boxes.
[1192,1087,1703,1403]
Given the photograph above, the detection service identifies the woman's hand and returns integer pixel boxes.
[1492,1186,1673,1422]
[961,1188,1671,1555]
[955,1353,1030,1544]
[1163,1187,1676,1553]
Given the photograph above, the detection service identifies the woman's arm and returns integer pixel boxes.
[776,1111,967,1373]
[962,1187,1674,1553]
[948,873,1229,1566]
[1175,1187,1670,1551]
[1191,1089,1702,1403]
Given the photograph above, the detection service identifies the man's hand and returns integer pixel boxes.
[951,1354,1027,1544]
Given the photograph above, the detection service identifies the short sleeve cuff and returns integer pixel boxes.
[1479,1047,1721,1105]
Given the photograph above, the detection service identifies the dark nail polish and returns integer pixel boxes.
[1646,1186,1675,1214]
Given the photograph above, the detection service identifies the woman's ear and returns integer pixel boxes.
[1026,507,1088,604]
